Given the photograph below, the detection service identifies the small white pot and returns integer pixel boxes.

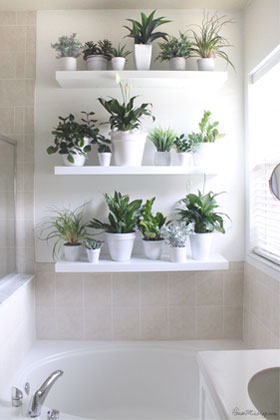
[110,130,147,166]
[98,152,112,167]
[193,142,219,171]
[86,55,109,70]
[190,233,213,260]
[134,44,152,70]
[170,246,187,263]
[177,152,191,166]
[142,239,163,260]
[154,151,171,166]
[106,232,136,262]
[111,57,126,71]
[169,57,186,71]
[197,58,215,71]
[59,57,77,71]
[86,248,101,263]
[62,153,86,167]
[64,244,81,261]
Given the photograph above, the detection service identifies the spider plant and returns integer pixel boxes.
[157,32,193,61]
[111,44,131,58]
[124,10,171,44]
[148,127,177,152]
[138,197,166,241]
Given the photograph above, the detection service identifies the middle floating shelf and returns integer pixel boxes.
[54,166,215,176]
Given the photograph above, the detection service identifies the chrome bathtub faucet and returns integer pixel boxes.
[28,370,64,418]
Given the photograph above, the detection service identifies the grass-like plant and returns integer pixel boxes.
[161,220,193,247]
[111,44,131,58]
[149,126,177,152]
[157,32,192,61]
[89,191,142,234]
[124,10,171,44]
[97,134,111,153]
[51,33,83,58]
[138,197,166,241]
[173,134,196,153]
[83,39,113,60]
[188,110,225,145]
[84,239,103,250]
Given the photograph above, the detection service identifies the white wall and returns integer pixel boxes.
[35,9,244,262]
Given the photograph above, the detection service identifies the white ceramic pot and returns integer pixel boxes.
[86,248,101,263]
[63,244,81,261]
[134,44,152,70]
[177,152,191,166]
[59,57,77,71]
[98,152,112,167]
[197,58,215,71]
[169,57,186,71]
[86,55,109,70]
[111,57,126,71]
[193,142,219,171]
[110,130,146,166]
[62,153,86,167]
[190,233,213,260]
[142,239,163,260]
[154,151,171,166]
[106,232,136,261]
[170,246,187,263]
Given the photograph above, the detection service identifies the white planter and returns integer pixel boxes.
[98,152,112,167]
[86,55,109,70]
[111,57,126,71]
[190,233,213,260]
[169,57,186,71]
[62,153,86,167]
[86,248,101,263]
[197,58,215,71]
[106,232,136,262]
[134,44,152,70]
[177,152,191,166]
[59,57,77,71]
[142,239,163,260]
[170,246,187,263]
[193,142,219,171]
[63,244,81,261]
[154,151,171,166]
[110,130,146,166]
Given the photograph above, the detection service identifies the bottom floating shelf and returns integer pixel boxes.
[55,255,228,273]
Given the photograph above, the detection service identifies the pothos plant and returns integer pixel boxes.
[157,32,193,61]
[188,110,225,145]
[138,197,166,241]
[124,10,171,44]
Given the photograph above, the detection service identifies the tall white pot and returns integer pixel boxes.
[86,55,109,70]
[63,244,81,261]
[134,44,152,70]
[169,57,186,71]
[142,239,163,260]
[59,57,77,71]
[190,233,213,260]
[197,58,215,71]
[106,232,136,262]
[110,130,147,166]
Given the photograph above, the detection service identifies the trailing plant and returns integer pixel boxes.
[173,134,196,153]
[177,190,230,234]
[51,33,83,58]
[89,191,142,234]
[190,12,235,68]
[111,44,131,58]
[84,239,103,250]
[124,10,171,44]
[157,32,192,61]
[188,110,225,145]
[83,39,113,60]
[138,197,166,241]
[148,126,177,152]
[161,220,193,247]
[97,134,111,153]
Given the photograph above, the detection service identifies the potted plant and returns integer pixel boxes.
[111,44,131,71]
[97,134,112,166]
[88,191,142,261]
[51,33,83,71]
[38,204,89,261]
[173,134,196,166]
[157,32,192,71]
[138,197,166,260]
[98,75,154,166]
[124,10,171,70]
[177,190,229,260]
[148,126,177,166]
[189,110,225,169]
[84,239,103,263]
[190,12,235,71]
[161,220,193,262]
[83,39,113,70]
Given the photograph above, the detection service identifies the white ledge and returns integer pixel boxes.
[54,166,216,176]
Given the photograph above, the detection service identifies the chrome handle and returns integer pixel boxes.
[11,386,23,407]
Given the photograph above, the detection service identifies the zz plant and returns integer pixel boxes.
[157,32,192,61]
[138,198,166,241]
[188,110,225,145]
[124,10,171,44]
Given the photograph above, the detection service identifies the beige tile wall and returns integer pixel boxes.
[36,262,243,340]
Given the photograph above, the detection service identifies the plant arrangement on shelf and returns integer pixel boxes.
[190,12,235,71]
[148,126,177,166]
[157,32,193,71]
[89,191,142,261]
[124,10,171,70]
[84,239,103,263]
[51,33,83,71]
[83,39,113,70]
[97,134,112,167]
[138,197,166,260]
[111,44,131,71]
[161,220,193,262]
[173,134,196,166]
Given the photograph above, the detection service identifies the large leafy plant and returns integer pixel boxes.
[83,39,113,60]
[138,198,166,241]
[188,110,225,145]
[157,32,192,61]
[51,33,83,58]
[149,127,177,152]
[124,10,171,44]
[177,190,229,234]
[89,191,142,234]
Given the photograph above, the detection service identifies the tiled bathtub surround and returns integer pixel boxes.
[36,262,243,340]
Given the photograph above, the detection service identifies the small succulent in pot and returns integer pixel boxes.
[83,39,113,70]
[84,239,103,263]
[157,32,193,70]
[111,44,131,71]
[148,126,177,166]
[51,33,83,71]
[161,220,193,263]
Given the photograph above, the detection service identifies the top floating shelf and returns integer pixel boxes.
[55,70,228,89]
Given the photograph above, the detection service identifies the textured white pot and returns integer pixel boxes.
[63,244,81,261]
[177,152,191,166]
[110,130,146,166]
[98,152,112,167]
[170,246,187,263]
[190,233,213,260]
[111,57,126,71]
[106,232,136,261]
[142,239,163,260]
[154,151,172,166]
[134,44,152,70]
[193,142,218,170]
[59,57,77,71]
[169,57,186,71]
[86,55,109,70]
[86,248,101,263]
[197,58,215,71]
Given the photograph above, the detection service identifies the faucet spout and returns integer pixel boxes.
[28,370,64,418]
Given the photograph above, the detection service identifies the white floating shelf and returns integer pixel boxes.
[56,70,227,89]
[54,166,215,176]
[55,255,229,273]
